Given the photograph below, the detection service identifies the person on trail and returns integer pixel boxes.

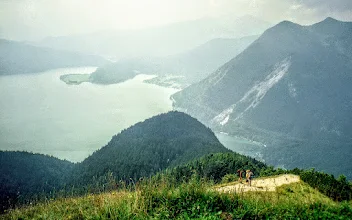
[236,169,244,182]
[246,170,254,186]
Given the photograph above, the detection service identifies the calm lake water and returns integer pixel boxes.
[0,67,261,163]
[216,133,263,160]
[0,67,178,162]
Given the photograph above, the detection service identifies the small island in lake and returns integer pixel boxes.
[60,74,91,85]
[144,75,186,89]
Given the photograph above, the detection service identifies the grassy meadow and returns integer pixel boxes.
[3,175,352,219]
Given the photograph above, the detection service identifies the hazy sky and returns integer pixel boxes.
[1,0,351,40]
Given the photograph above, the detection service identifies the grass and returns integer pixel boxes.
[2,190,137,220]
[3,175,352,219]
[238,181,336,206]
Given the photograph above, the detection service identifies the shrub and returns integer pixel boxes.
[221,174,238,183]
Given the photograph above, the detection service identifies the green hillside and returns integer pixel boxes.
[3,151,352,219]
[160,152,267,184]
[1,112,351,218]
[1,111,230,212]
[70,111,230,187]
[4,173,351,219]
[0,151,74,212]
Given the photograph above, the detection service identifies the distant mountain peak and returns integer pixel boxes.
[275,20,301,29]
[260,20,303,38]
[310,17,351,36]
[322,17,340,23]
[313,17,342,27]
[172,16,352,179]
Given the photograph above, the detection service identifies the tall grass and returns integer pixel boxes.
[3,175,352,219]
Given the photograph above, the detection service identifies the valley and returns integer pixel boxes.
[1,6,352,217]
[0,66,262,163]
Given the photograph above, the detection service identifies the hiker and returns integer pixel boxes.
[246,170,254,186]
[237,169,244,182]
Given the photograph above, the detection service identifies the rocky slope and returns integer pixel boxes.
[172,17,352,178]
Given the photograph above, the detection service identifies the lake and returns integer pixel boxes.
[0,67,262,163]
[0,67,178,162]
[216,132,264,161]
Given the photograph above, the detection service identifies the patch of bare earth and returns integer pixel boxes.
[216,174,300,193]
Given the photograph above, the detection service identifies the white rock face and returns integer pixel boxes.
[213,107,234,126]
[212,57,291,125]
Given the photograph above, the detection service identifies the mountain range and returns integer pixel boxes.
[37,15,271,59]
[172,17,352,179]
[89,35,258,86]
[0,39,108,75]
[2,15,352,215]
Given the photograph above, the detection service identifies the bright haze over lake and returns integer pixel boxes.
[0,67,178,162]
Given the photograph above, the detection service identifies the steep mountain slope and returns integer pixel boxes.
[0,39,108,75]
[172,17,352,178]
[154,35,259,84]
[0,151,74,212]
[89,36,258,85]
[37,15,270,59]
[70,111,230,185]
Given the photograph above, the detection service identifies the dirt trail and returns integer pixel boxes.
[216,174,300,193]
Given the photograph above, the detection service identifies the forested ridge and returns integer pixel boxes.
[1,111,230,212]
[1,111,351,215]
[0,151,74,212]
[69,111,230,186]
[160,152,267,183]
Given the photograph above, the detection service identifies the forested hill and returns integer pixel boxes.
[2,111,351,214]
[70,111,230,185]
[0,39,108,75]
[0,151,74,212]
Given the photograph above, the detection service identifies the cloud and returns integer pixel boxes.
[0,0,351,40]
[294,0,352,12]
[287,0,352,23]
[212,0,352,24]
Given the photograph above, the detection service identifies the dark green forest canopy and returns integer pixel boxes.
[0,151,74,212]
[0,111,230,211]
[155,152,352,202]
[160,152,267,183]
[2,111,351,214]
[70,111,230,185]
